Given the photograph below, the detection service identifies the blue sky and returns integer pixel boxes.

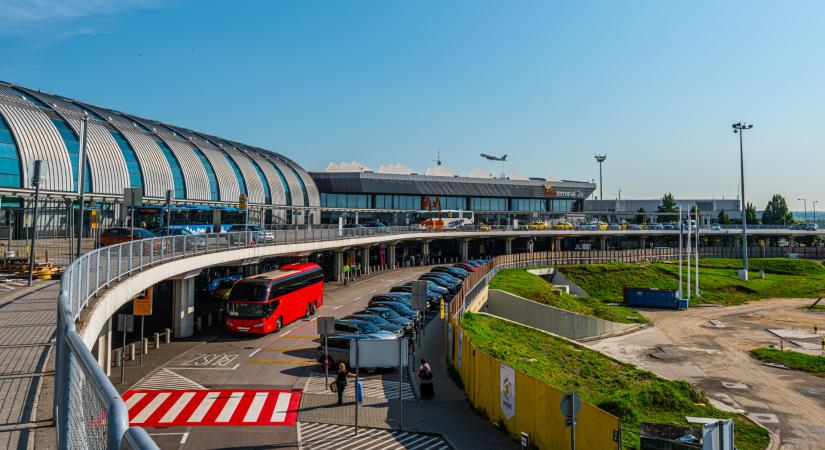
[1,0,823,208]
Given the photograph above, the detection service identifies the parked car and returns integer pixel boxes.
[100,227,156,247]
[608,223,621,230]
[554,221,574,230]
[360,307,414,332]
[431,266,470,279]
[361,222,386,228]
[342,223,365,229]
[387,286,441,307]
[152,227,207,250]
[212,278,239,300]
[344,314,404,337]
[629,223,642,230]
[419,273,460,292]
[333,319,396,339]
[453,262,479,272]
[227,224,275,244]
[528,221,548,230]
[805,223,818,231]
[711,224,722,231]
[367,301,420,324]
[647,223,664,230]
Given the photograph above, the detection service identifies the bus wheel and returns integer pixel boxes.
[310,302,317,315]
[275,317,283,332]
[305,304,311,318]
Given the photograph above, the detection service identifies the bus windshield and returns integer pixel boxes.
[227,281,269,302]
[226,302,269,319]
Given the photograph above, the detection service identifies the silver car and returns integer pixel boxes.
[227,224,275,244]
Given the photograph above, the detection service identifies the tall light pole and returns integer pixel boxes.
[814,201,819,226]
[732,122,753,279]
[798,198,807,223]
[594,154,606,200]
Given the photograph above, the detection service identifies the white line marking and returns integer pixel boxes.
[168,364,240,371]
[148,432,189,444]
[310,317,317,322]
[124,393,146,411]
[353,296,362,301]
[188,391,220,422]
[159,392,196,423]
[271,392,292,422]
[243,392,269,422]
[216,392,244,422]
[248,348,261,357]
[280,330,293,337]
[133,392,170,423]
[333,305,343,310]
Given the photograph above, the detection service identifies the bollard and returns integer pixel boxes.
[114,349,122,367]
[164,328,171,344]
[780,340,784,351]
[129,343,136,361]
[154,332,160,349]
[207,313,213,328]
[197,317,202,332]
[142,338,149,354]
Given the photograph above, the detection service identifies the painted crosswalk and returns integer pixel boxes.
[304,372,414,400]
[131,368,206,390]
[298,422,450,450]
[123,389,301,427]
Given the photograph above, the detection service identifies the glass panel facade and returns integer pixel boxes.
[190,146,219,201]
[110,131,143,189]
[249,159,272,204]
[155,140,186,199]
[223,154,247,196]
[512,198,546,212]
[0,116,21,188]
[288,166,310,207]
[549,199,576,212]
[269,162,291,206]
[471,197,506,211]
[320,193,370,209]
[434,196,467,210]
[51,118,92,192]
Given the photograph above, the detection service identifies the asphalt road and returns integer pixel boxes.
[127,266,430,450]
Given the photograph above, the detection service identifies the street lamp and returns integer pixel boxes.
[798,198,807,223]
[814,201,819,225]
[594,154,606,200]
[732,122,753,279]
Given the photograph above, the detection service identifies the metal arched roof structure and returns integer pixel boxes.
[0,81,319,220]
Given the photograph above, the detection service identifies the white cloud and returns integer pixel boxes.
[0,0,167,37]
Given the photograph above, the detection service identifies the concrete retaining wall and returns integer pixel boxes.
[479,289,635,340]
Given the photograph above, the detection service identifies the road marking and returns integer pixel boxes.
[248,348,261,357]
[280,330,293,337]
[271,392,292,422]
[304,372,414,400]
[169,364,240,371]
[298,422,450,449]
[243,392,269,422]
[282,335,318,339]
[148,432,189,444]
[132,368,206,391]
[247,359,314,365]
[333,305,344,310]
[159,392,196,423]
[133,392,171,423]
[310,317,318,322]
[181,353,239,367]
[353,296,363,301]
[215,392,244,422]
[123,389,302,427]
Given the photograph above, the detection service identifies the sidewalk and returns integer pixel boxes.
[0,280,58,450]
[297,310,519,449]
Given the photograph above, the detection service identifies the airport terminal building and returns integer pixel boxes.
[310,170,596,224]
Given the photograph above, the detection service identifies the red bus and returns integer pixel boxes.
[225,263,324,334]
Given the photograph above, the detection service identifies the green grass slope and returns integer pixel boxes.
[489,268,646,324]
[560,259,825,306]
[751,348,825,377]
[462,313,769,450]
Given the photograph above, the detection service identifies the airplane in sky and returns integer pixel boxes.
[480,153,507,161]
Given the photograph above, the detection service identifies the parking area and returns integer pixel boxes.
[587,298,825,450]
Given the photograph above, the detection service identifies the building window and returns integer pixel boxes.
[155,140,186,199]
[110,131,144,189]
[0,116,21,188]
[471,197,506,211]
[549,199,576,212]
[249,159,272,204]
[51,118,92,193]
[434,196,467,210]
[223,154,247,196]
[190,146,219,201]
[512,198,546,212]
[320,193,370,209]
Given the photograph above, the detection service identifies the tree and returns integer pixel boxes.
[635,207,646,224]
[745,202,758,224]
[717,209,731,225]
[658,193,678,222]
[761,194,794,225]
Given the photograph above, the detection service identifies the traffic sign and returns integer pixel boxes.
[561,392,581,417]
[412,281,428,311]
[133,288,153,316]
[117,314,134,333]
[316,316,335,335]
[90,209,99,229]
[440,299,445,319]
[239,194,248,209]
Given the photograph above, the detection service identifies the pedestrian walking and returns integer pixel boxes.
[356,262,361,277]
[343,263,350,284]
[418,359,434,399]
[333,362,351,405]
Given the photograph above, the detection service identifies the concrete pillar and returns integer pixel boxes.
[460,239,470,260]
[334,250,344,282]
[554,237,563,252]
[421,241,430,259]
[387,244,396,269]
[362,246,370,275]
[527,239,534,253]
[504,238,514,254]
[640,236,647,249]
[354,211,359,224]
[788,236,796,248]
[243,264,259,277]
[172,277,196,338]
[96,317,113,375]
[600,236,607,251]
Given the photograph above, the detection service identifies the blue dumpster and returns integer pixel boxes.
[623,288,682,310]
[355,381,363,403]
